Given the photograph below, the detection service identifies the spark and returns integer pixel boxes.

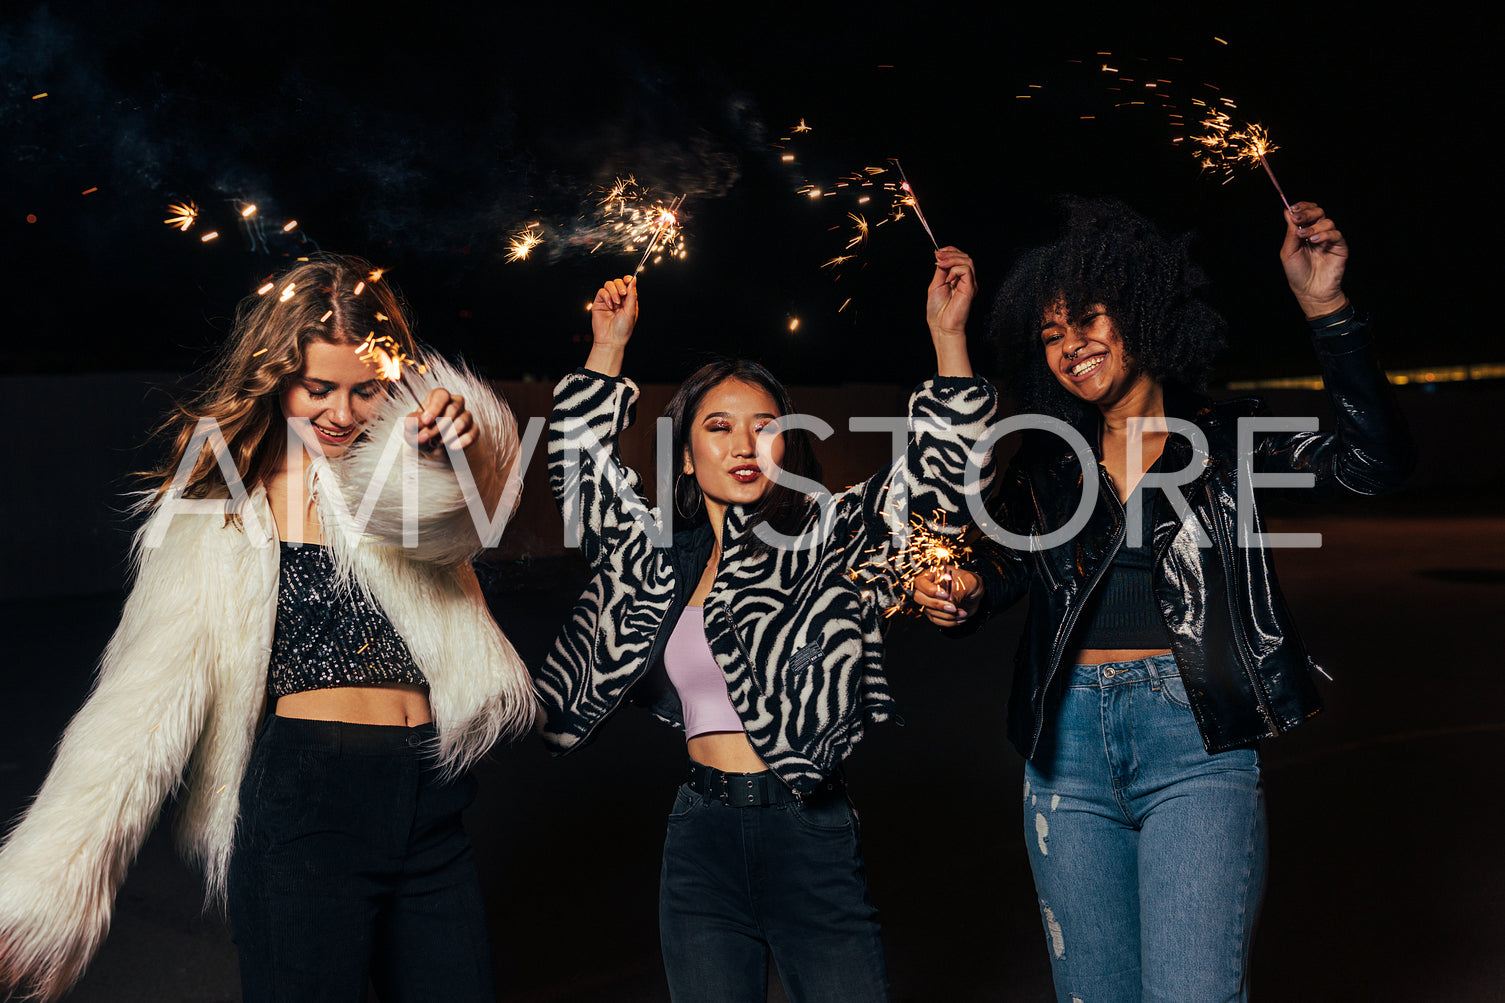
[80,187,97,195]
[257,282,275,295]
[1192,108,1290,209]
[200,231,218,242]
[789,317,800,332]
[164,201,198,231]
[357,333,427,388]
[367,268,385,283]
[506,224,544,262]
[319,310,333,323]
[240,204,257,218]
[353,281,366,296]
[791,118,812,132]
[844,213,869,250]
[32,92,47,100]
[251,348,269,357]
[279,282,296,303]
[848,512,973,618]
[635,195,684,273]
[822,255,855,269]
[282,220,298,232]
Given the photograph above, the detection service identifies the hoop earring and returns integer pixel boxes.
[675,471,702,519]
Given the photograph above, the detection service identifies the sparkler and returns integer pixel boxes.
[1192,107,1291,210]
[635,194,684,273]
[849,512,972,618]
[164,201,198,232]
[890,159,939,249]
[356,333,427,405]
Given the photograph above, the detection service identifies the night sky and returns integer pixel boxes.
[3,3,1487,386]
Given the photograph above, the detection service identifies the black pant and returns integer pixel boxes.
[658,772,889,1002]
[228,715,495,1002]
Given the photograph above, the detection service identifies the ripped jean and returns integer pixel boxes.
[1023,654,1266,1003]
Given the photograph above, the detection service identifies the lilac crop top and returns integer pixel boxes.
[663,607,744,739]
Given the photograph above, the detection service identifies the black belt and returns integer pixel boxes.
[686,760,844,807]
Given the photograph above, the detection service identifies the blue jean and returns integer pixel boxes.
[1023,654,1266,1003]
[228,716,495,1002]
[658,776,889,1002]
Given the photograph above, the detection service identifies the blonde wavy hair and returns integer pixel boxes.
[144,254,419,506]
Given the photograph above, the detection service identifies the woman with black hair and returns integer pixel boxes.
[533,252,997,1002]
[915,200,1412,1000]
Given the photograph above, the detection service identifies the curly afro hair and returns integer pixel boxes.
[989,197,1227,420]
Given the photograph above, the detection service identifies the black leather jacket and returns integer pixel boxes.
[964,308,1415,758]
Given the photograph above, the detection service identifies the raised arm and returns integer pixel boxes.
[1253,202,1414,496]
[549,277,660,567]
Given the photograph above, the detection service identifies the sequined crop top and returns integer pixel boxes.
[268,542,428,699]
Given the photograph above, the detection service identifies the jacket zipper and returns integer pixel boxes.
[1031,464,1123,753]
[1206,479,1280,736]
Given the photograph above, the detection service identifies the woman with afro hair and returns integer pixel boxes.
[915,198,1412,1000]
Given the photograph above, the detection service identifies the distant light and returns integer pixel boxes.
[25,213,37,223]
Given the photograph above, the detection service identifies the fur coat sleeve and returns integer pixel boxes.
[0,501,276,1000]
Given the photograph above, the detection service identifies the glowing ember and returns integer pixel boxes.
[282,220,298,232]
[164,201,198,232]
[353,281,366,296]
[200,231,219,242]
[257,282,275,295]
[240,204,257,218]
[279,282,296,303]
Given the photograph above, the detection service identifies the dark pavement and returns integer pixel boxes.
[2,510,1502,1001]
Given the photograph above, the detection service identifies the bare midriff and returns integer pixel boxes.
[275,682,433,727]
[1075,648,1173,665]
[687,730,769,773]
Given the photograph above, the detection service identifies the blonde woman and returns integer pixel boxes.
[0,255,535,1001]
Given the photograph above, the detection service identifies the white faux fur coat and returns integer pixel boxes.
[0,357,535,996]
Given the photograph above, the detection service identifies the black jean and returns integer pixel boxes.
[658,768,889,1002]
[228,715,495,1002]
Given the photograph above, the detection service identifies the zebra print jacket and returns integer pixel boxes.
[534,368,997,794]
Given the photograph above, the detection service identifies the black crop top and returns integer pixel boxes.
[268,543,428,699]
[1075,535,1175,650]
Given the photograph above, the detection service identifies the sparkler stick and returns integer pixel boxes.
[635,194,684,273]
[891,159,939,249]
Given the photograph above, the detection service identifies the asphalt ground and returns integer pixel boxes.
[2,510,1502,1001]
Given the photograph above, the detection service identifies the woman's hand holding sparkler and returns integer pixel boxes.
[926,247,976,378]
[1281,201,1350,319]
[585,275,639,378]
[912,567,983,627]
[408,387,502,507]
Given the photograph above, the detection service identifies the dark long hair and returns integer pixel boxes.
[664,359,823,547]
[989,197,1227,419]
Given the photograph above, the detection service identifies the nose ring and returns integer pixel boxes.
[1065,348,1080,361]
